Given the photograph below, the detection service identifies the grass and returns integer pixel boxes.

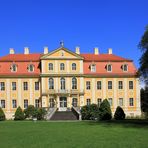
[0,120,148,148]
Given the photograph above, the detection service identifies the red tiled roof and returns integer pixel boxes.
[80,54,132,62]
[0,54,42,62]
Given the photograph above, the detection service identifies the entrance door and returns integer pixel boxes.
[59,97,67,111]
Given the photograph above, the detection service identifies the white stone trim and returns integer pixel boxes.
[80,60,83,73]
[55,60,58,73]
[103,78,106,99]
[29,79,33,105]
[66,60,70,73]
[18,79,22,107]
[6,79,10,111]
[92,78,95,103]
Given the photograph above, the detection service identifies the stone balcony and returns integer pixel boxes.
[42,89,84,96]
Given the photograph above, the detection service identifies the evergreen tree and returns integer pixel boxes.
[14,106,25,120]
[114,106,125,120]
[0,107,5,121]
[98,99,112,120]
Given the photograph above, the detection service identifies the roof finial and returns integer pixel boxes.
[60,40,64,47]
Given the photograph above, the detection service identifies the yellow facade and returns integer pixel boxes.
[0,47,141,119]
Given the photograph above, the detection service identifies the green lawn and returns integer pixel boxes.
[0,120,148,148]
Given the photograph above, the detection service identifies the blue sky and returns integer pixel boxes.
[0,0,147,68]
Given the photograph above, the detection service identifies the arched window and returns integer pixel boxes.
[72,77,77,89]
[48,63,53,70]
[11,64,17,72]
[60,77,65,90]
[49,78,54,89]
[107,64,112,72]
[60,63,65,70]
[72,63,76,70]
[28,64,34,72]
[91,64,96,72]
[72,98,78,107]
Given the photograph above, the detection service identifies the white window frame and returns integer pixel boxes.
[118,98,123,106]
[0,82,5,91]
[123,64,128,72]
[28,64,34,72]
[72,77,77,89]
[97,98,102,107]
[12,99,17,108]
[23,82,28,91]
[49,78,54,89]
[35,82,39,90]
[1,100,5,108]
[129,98,134,106]
[129,81,133,89]
[12,82,16,91]
[35,99,40,108]
[97,81,101,90]
[11,64,17,72]
[72,63,76,70]
[91,64,96,72]
[24,99,28,109]
[48,63,53,71]
[108,98,113,106]
[107,64,112,72]
[108,81,112,89]
[60,63,65,70]
[118,81,123,89]
[86,99,91,106]
[86,81,91,90]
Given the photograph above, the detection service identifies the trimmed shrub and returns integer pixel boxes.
[81,104,99,120]
[14,106,25,120]
[98,99,112,120]
[114,106,126,120]
[36,108,47,120]
[0,107,5,121]
[24,105,36,119]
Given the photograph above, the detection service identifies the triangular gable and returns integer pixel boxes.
[41,47,84,60]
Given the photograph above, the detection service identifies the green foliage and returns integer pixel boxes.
[139,25,148,85]
[24,105,37,119]
[36,108,47,120]
[81,104,99,120]
[0,107,5,121]
[114,106,125,120]
[98,99,112,120]
[14,106,25,120]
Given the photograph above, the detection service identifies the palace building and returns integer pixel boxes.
[0,44,141,119]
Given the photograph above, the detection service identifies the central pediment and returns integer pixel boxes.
[40,47,84,60]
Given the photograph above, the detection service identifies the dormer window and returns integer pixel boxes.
[123,64,128,72]
[10,64,17,72]
[91,64,96,72]
[28,64,34,72]
[107,64,112,72]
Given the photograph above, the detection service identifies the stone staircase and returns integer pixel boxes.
[50,111,78,120]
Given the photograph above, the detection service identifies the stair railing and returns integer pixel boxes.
[71,106,82,121]
[46,107,57,120]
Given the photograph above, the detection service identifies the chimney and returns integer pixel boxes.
[108,48,112,54]
[24,47,29,54]
[44,47,48,54]
[9,48,15,54]
[94,47,99,55]
[75,46,80,54]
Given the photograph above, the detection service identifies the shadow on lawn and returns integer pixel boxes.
[86,119,148,129]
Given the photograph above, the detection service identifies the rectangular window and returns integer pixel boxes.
[118,98,123,106]
[97,81,101,90]
[108,98,113,106]
[108,81,112,89]
[23,82,28,91]
[91,65,96,72]
[0,82,5,91]
[97,98,102,107]
[129,81,133,89]
[129,98,134,106]
[86,81,91,90]
[12,82,16,90]
[12,99,17,108]
[86,99,91,105]
[35,82,39,90]
[35,99,39,108]
[24,99,28,109]
[118,81,123,89]
[1,100,5,108]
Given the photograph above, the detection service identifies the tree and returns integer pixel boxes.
[0,107,5,121]
[141,87,148,118]
[81,104,99,120]
[98,99,112,120]
[24,105,37,119]
[114,106,125,120]
[14,106,25,120]
[139,25,148,85]
[36,108,47,120]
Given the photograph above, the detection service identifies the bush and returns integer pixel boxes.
[36,108,47,120]
[0,107,5,121]
[24,105,37,119]
[98,99,112,120]
[114,106,125,120]
[14,106,25,120]
[81,104,99,120]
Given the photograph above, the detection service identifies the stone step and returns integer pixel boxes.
[50,111,78,120]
